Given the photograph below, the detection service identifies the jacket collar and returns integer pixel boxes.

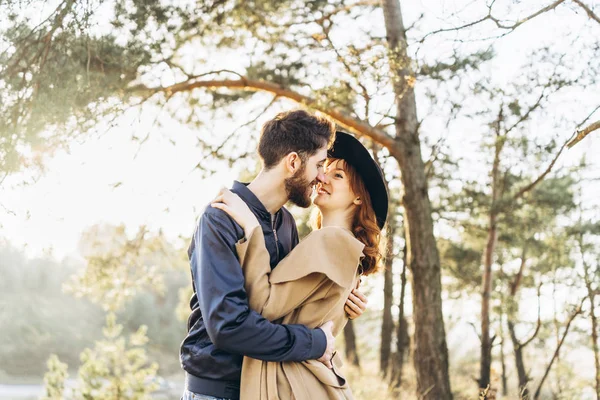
[232,180,279,221]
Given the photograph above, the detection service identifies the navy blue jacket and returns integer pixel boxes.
[180,181,327,385]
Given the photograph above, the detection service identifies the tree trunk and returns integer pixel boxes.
[479,110,505,395]
[508,320,530,398]
[480,212,496,393]
[382,1,452,398]
[590,294,600,400]
[581,233,600,400]
[499,318,508,397]
[506,248,532,399]
[344,320,360,367]
[392,234,410,388]
[380,219,395,377]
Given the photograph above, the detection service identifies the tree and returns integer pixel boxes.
[502,175,577,398]
[41,223,185,399]
[41,355,69,400]
[567,209,600,399]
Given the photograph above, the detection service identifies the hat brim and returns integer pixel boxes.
[327,131,388,229]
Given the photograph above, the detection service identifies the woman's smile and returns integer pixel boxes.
[316,184,330,195]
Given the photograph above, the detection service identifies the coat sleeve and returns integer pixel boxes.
[235,226,364,321]
[192,209,326,361]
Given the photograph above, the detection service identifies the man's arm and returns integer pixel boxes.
[192,209,327,362]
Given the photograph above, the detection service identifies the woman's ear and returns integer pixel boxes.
[285,152,302,175]
[353,197,362,205]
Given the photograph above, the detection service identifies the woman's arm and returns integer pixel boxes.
[235,227,332,320]
[211,188,365,322]
[236,226,364,322]
[211,189,332,319]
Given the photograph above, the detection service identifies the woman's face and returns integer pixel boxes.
[313,159,359,213]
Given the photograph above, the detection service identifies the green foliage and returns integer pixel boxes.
[32,223,190,397]
[439,238,482,289]
[0,2,154,174]
[74,313,159,400]
[41,355,69,400]
[418,49,495,81]
[41,314,160,400]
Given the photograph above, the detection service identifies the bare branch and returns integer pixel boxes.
[512,101,600,198]
[127,76,397,151]
[504,91,546,136]
[534,296,587,399]
[316,18,371,109]
[494,0,568,30]
[521,283,543,348]
[203,95,279,161]
[314,0,379,25]
[572,0,600,24]
[419,15,492,42]
[419,0,568,41]
[567,119,600,148]
[469,322,482,342]
[511,130,576,201]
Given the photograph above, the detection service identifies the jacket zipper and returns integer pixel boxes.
[271,214,280,260]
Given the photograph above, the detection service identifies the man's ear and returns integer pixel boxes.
[284,152,302,175]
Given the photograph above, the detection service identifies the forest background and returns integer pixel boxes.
[1,0,599,399]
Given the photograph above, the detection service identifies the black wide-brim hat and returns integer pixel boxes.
[327,131,389,229]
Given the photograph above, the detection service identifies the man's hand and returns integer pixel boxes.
[316,321,335,368]
[345,288,368,320]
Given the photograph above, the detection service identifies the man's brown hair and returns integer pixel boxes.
[258,110,336,169]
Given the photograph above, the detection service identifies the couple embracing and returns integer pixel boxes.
[180,110,388,400]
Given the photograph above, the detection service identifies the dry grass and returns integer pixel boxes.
[341,359,497,400]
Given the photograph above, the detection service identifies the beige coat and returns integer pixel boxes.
[235,225,365,400]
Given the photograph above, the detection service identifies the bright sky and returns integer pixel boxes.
[1,107,237,259]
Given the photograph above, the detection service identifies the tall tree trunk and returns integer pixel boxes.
[589,293,600,400]
[480,213,497,394]
[479,110,505,395]
[380,215,396,377]
[507,320,529,398]
[392,232,410,388]
[382,1,452,398]
[499,316,508,397]
[506,248,533,399]
[344,320,360,367]
[580,233,600,400]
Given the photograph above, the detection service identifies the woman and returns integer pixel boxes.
[211,132,388,400]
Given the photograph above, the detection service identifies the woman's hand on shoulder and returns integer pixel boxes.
[211,187,260,233]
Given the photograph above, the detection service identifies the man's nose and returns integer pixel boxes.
[317,170,327,183]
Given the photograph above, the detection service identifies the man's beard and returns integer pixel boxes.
[285,167,314,208]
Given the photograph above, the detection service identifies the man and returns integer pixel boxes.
[181,110,368,400]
